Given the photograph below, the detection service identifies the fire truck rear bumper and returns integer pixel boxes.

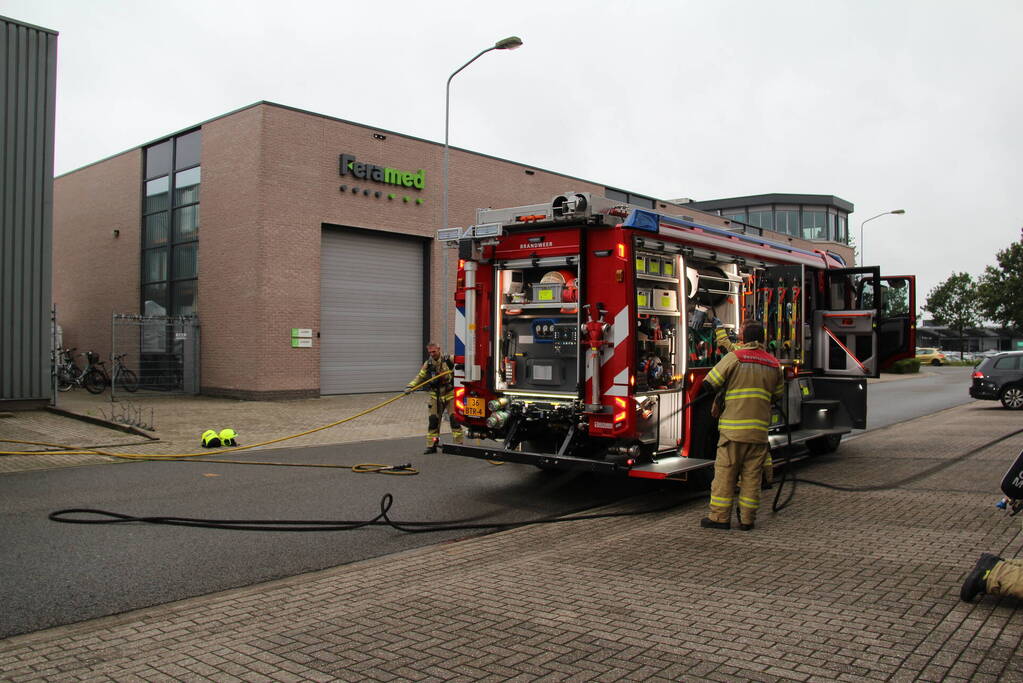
[442,443,627,474]
[441,443,715,479]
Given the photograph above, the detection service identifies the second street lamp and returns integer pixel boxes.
[441,36,523,350]
[859,209,906,266]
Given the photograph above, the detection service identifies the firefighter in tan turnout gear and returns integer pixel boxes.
[961,552,1023,602]
[714,321,774,486]
[405,342,464,454]
[699,320,784,531]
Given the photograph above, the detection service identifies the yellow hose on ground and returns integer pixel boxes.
[0,371,452,472]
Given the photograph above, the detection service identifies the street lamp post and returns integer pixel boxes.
[859,209,906,266]
[441,36,523,350]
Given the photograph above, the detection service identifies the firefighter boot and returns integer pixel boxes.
[423,438,440,455]
[700,517,731,530]
[960,553,1002,602]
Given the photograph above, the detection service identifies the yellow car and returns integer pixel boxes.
[915,347,948,366]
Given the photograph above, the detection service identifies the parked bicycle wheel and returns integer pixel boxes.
[56,367,75,392]
[116,368,139,392]
[83,367,107,394]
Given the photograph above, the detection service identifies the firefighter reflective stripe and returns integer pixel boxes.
[718,417,770,432]
[706,367,725,388]
[707,341,783,444]
[774,381,785,399]
[725,388,772,401]
[738,496,760,509]
[710,495,733,507]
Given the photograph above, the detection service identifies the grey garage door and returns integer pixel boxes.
[320,227,425,394]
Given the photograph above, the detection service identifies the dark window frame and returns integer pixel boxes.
[141,129,201,316]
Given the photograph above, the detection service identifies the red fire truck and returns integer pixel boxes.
[444,192,915,480]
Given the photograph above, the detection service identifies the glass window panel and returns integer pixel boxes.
[173,243,198,279]
[145,140,171,179]
[175,130,201,170]
[838,216,847,242]
[144,212,169,247]
[142,283,167,313]
[994,356,1019,370]
[629,195,655,209]
[172,280,197,316]
[174,167,201,206]
[790,213,802,235]
[827,213,836,240]
[173,205,199,241]
[143,248,167,283]
[145,176,169,214]
[724,212,746,223]
[748,210,774,230]
[801,211,827,240]
[605,188,628,203]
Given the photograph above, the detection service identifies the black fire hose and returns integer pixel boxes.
[49,490,709,533]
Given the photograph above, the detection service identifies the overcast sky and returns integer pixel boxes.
[5,0,1021,311]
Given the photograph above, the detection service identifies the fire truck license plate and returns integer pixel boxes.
[465,397,485,417]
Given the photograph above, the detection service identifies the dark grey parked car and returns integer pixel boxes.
[970,351,1023,409]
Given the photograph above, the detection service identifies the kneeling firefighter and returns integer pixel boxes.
[699,320,784,531]
[961,452,1023,602]
[404,342,464,454]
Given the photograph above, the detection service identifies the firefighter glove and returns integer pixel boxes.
[403,387,413,395]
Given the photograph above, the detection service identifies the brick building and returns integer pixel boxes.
[54,101,854,399]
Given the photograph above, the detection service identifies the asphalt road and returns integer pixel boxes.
[860,365,975,432]
[0,437,684,638]
[0,366,976,639]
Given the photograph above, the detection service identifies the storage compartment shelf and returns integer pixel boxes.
[502,303,578,311]
[636,274,680,284]
[637,308,680,317]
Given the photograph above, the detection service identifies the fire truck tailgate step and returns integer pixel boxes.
[628,457,715,480]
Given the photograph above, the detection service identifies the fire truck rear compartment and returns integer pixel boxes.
[444,374,862,480]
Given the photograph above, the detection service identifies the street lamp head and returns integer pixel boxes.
[891,209,906,215]
[495,36,523,50]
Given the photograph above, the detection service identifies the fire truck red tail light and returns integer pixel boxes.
[454,387,466,412]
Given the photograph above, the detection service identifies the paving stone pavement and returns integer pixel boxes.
[1,389,431,468]
[1,396,1022,681]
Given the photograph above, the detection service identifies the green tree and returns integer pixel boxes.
[923,272,979,359]
[977,240,1023,331]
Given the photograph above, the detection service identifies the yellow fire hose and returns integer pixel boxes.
[0,371,457,475]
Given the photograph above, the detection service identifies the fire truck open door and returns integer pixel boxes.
[876,275,916,371]
[813,267,882,378]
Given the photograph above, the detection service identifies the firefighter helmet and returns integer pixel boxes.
[218,428,238,447]
[201,429,221,448]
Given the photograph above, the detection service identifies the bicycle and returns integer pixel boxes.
[110,353,139,392]
[54,348,106,394]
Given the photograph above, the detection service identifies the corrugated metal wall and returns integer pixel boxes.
[0,16,58,405]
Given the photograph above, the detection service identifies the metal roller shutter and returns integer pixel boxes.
[320,228,425,394]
